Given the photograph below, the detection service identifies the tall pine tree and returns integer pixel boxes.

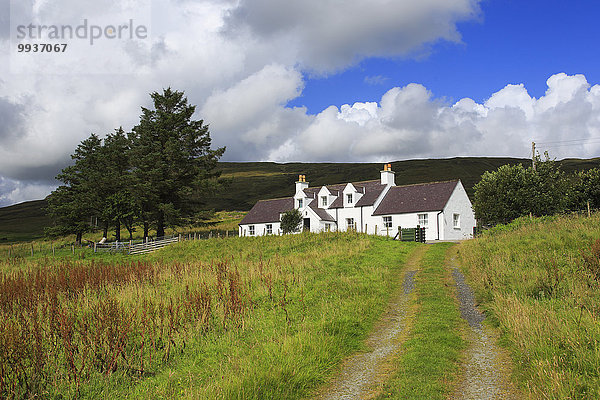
[130,88,225,237]
[101,127,137,241]
[46,134,103,244]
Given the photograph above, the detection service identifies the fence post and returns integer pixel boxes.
[588,201,591,218]
[71,244,74,255]
[31,243,34,257]
[94,242,97,253]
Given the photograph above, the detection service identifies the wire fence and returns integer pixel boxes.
[1,229,239,259]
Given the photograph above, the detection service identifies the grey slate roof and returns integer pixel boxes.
[372,181,458,215]
[308,200,336,222]
[239,197,294,225]
[240,179,460,225]
[328,180,386,209]
[355,182,386,207]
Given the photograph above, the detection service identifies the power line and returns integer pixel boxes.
[534,137,600,145]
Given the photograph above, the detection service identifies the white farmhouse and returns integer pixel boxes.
[238,164,475,241]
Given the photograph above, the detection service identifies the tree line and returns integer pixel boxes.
[473,153,600,226]
[46,88,226,244]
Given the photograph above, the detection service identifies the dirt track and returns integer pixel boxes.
[450,267,521,400]
[313,246,425,400]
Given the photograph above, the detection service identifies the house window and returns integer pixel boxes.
[298,198,303,208]
[325,223,331,232]
[418,213,428,226]
[346,193,353,204]
[383,216,392,229]
[346,218,355,230]
[266,224,272,234]
[453,213,460,229]
[249,225,255,236]
[321,196,328,207]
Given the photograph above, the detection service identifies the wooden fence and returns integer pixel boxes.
[94,229,239,255]
[128,235,180,255]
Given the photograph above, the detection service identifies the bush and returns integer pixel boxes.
[280,209,303,234]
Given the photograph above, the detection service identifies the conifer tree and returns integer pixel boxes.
[46,134,103,244]
[130,88,225,237]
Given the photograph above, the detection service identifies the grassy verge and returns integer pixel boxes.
[0,232,417,399]
[377,243,464,399]
[459,214,600,399]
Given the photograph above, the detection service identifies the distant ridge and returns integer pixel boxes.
[2,157,600,242]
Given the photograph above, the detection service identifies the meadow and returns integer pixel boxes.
[460,213,600,399]
[0,232,418,399]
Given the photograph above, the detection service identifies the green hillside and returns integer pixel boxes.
[208,157,600,210]
[2,157,600,243]
[0,199,50,242]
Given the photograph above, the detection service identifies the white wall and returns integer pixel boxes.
[365,212,440,240]
[442,181,475,240]
[336,206,364,232]
[239,222,283,237]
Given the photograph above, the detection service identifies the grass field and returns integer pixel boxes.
[459,213,600,399]
[0,232,419,399]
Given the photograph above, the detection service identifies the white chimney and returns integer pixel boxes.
[296,174,309,193]
[380,164,395,186]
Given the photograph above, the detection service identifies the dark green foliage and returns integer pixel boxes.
[280,209,303,234]
[45,89,225,242]
[568,168,600,210]
[46,134,104,244]
[129,88,225,237]
[100,128,137,241]
[473,155,568,225]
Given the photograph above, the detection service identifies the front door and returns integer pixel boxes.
[303,218,311,232]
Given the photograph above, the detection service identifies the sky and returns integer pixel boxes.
[1,0,600,207]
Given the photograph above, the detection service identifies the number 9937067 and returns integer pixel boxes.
[17,43,68,53]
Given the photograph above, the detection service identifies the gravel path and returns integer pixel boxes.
[314,249,423,400]
[451,267,521,400]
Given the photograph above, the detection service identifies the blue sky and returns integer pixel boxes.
[290,0,600,113]
[1,0,600,206]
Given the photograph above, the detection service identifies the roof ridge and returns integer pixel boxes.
[310,179,381,188]
[256,196,293,202]
[393,180,458,188]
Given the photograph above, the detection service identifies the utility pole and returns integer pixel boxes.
[532,141,536,171]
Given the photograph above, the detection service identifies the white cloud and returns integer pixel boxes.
[224,0,480,72]
[2,0,600,207]
[266,73,600,162]
[0,177,56,207]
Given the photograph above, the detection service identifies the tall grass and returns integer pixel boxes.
[460,214,600,399]
[0,232,416,399]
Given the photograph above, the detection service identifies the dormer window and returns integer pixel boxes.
[321,196,328,207]
[346,194,353,204]
[298,199,303,208]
